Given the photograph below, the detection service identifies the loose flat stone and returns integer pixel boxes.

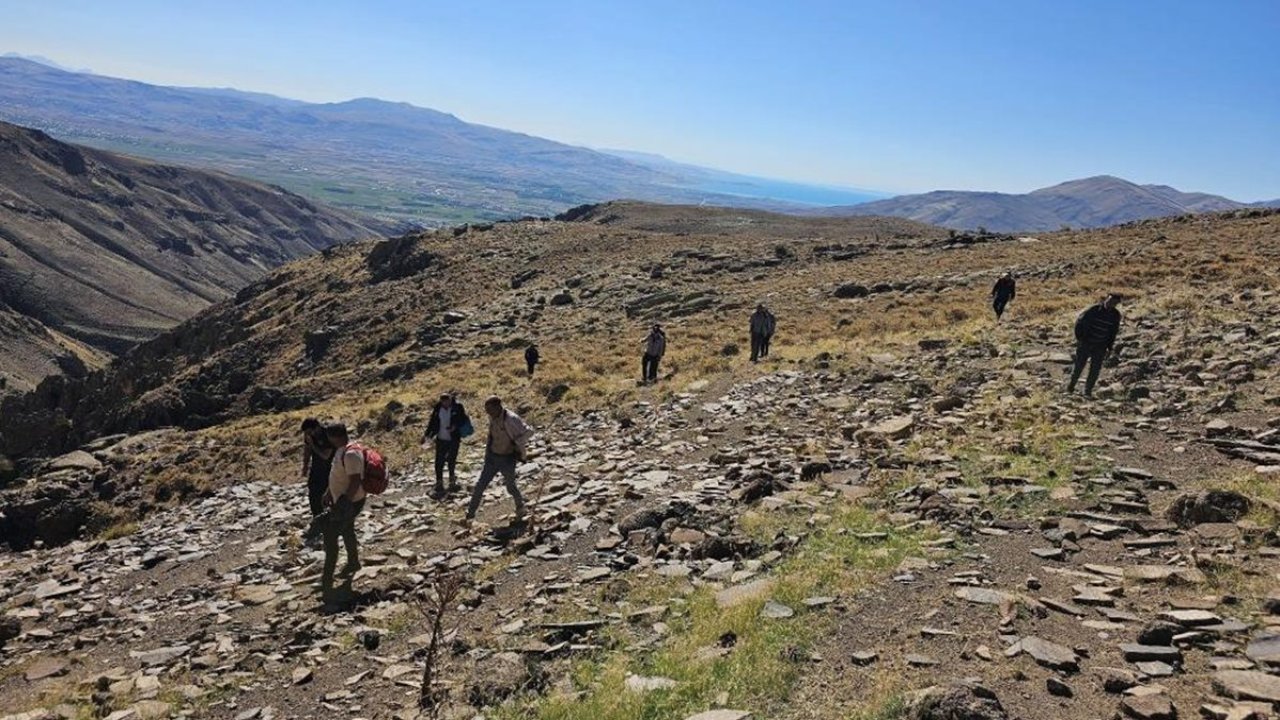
[24,657,69,681]
[34,580,83,600]
[1125,565,1206,584]
[1121,644,1182,663]
[760,601,794,620]
[850,650,878,665]
[382,664,415,680]
[1084,563,1126,578]
[1017,636,1079,671]
[1160,609,1221,627]
[802,596,836,608]
[954,587,1016,606]
[1244,634,1280,665]
[1213,670,1280,703]
[1121,694,1176,720]
[626,675,678,692]
[685,711,752,720]
[575,567,612,583]
[1135,661,1175,677]
[130,645,190,667]
[716,578,773,609]
[1100,607,1141,623]
[906,653,939,667]
[237,585,276,606]
[1041,597,1087,617]
[540,620,608,636]
[1074,587,1118,607]
[1032,547,1067,561]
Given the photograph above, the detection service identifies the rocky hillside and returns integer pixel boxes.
[817,175,1260,232]
[0,121,390,391]
[0,203,1277,720]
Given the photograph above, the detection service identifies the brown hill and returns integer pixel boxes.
[817,175,1256,232]
[0,121,390,391]
[0,201,950,461]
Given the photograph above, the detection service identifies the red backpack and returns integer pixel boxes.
[346,443,389,495]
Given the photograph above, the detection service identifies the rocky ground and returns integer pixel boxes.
[0,205,1277,720]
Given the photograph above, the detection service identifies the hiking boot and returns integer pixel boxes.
[431,485,446,499]
[339,561,361,578]
[447,483,461,494]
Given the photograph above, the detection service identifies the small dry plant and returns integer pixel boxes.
[416,571,465,715]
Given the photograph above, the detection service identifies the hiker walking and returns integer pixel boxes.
[524,344,540,377]
[641,324,667,384]
[321,423,366,598]
[749,304,777,362]
[425,393,470,497]
[464,396,532,524]
[991,272,1017,320]
[300,418,334,546]
[1068,294,1122,398]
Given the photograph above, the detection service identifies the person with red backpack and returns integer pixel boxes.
[320,422,379,601]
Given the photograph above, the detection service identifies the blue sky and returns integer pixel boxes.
[2,0,1278,199]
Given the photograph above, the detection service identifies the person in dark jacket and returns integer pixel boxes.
[749,304,777,362]
[425,393,470,496]
[641,324,667,384]
[1068,294,1122,397]
[991,272,1017,320]
[300,418,334,546]
[525,344,540,377]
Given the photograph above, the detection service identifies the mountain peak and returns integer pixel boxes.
[816,174,1249,232]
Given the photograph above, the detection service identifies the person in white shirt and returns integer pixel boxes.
[424,393,470,496]
[464,396,532,524]
[322,422,365,598]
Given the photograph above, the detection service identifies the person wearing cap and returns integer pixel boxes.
[1068,293,1123,397]
[464,396,533,524]
[991,272,1017,321]
[425,393,470,497]
[641,324,667,384]
[749,304,777,362]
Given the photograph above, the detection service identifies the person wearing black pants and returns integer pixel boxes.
[321,423,366,602]
[991,272,1017,321]
[425,393,469,496]
[641,324,666,384]
[1068,294,1122,397]
[525,344,540,376]
[749,304,776,362]
[300,418,334,545]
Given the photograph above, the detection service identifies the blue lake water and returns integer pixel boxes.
[691,177,883,207]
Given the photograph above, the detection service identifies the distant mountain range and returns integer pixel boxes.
[0,57,858,224]
[0,120,387,391]
[813,175,1280,232]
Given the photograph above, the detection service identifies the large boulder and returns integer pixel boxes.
[366,235,438,283]
[467,652,540,707]
[834,283,870,299]
[1165,490,1251,528]
[0,477,95,550]
[906,683,1009,720]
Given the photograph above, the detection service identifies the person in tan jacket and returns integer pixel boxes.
[464,396,532,523]
[321,422,366,598]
